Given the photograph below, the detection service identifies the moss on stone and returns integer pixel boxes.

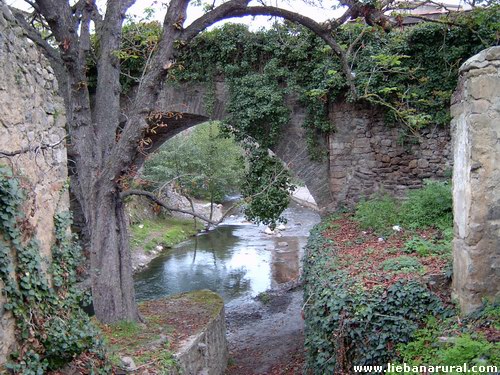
[100,291,224,372]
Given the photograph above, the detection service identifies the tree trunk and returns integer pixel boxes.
[88,185,139,323]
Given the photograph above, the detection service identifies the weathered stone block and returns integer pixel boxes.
[452,46,500,315]
[417,159,429,168]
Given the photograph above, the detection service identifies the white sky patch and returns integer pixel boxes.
[7,0,470,31]
[7,0,343,29]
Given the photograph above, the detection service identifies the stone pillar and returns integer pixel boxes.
[451,47,500,314]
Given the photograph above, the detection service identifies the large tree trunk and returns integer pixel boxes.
[88,185,140,323]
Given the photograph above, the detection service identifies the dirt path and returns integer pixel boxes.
[225,286,305,375]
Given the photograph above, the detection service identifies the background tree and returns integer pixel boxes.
[143,121,245,221]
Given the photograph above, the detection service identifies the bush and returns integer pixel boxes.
[354,193,399,234]
[403,236,450,257]
[353,181,453,234]
[400,180,452,230]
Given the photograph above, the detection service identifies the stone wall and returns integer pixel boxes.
[174,291,228,375]
[148,82,455,213]
[451,46,500,314]
[328,102,452,208]
[0,2,68,364]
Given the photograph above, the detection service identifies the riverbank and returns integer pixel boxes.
[132,201,320,374]
[98,290,226,374]
[129,217,204,272]
[129,187,317,273]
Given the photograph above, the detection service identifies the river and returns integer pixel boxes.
[134,201,321,308]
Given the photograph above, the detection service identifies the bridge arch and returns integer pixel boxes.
[134,81,333,212]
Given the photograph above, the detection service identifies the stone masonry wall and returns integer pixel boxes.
[451,46,500,314]
[328,102,452,208]
[0,2,68,364]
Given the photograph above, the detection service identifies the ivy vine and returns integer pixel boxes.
[302,222,452,374]
[0,166,107,374]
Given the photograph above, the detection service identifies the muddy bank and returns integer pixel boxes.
[225,283,304,375]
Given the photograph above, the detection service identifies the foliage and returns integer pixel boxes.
[403,235,451,257]
[167,8,499,143]
[438,334,499,367]
[354,192,399,234]
[303,224,449,374]
[354,180,453,235]
[0,166,107,373]
[87,21,162,92]
[381,255,423,273]
[400,180,453,230]
[101,290,223,373]
[143,121,245,204]
[241,148,295,229]
[97,9,498,226]
[225,73,290,149]
[101,315,178,373]
[395,305,500,374]
[101,8,498,160]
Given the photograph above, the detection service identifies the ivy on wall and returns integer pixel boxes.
[302,222,450,374]
[0,166,107,373]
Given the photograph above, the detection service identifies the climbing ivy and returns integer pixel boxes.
[226,73,289,150]
[240,148,295,229]
[0,166,107,373]
[302,223,452,373]
[170,10,497,138]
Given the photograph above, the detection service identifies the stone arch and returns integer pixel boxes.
[136,81,332,211]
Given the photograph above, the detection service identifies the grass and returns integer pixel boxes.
[100,315,174,372]
[99,290,224,373]
[353,180,453,236]
[393,305,500,373]
[130,217,204,253]
[381,255,424,274]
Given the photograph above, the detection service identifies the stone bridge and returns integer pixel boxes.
[142,81,334,211]
[142,80,452,213]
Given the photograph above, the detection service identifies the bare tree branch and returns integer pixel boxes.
[120,189,219,225]
[182,5,357,97]
[11,9,63,69]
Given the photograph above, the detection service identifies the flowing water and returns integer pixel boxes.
[134,201,320,308]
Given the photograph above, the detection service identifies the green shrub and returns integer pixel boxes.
[438,334,499,368]
[354,193,399,235]
[400,180,452,230]
[381,256,424,273]
[403,236,450,257]
[393,304,500,374]
[353,181,453,235]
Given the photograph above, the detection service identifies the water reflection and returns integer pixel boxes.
[271,237,300,286]
[134,203,320,304]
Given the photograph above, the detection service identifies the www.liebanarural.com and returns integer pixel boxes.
[353,363,499,373]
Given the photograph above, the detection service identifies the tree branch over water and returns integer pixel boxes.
[120,189,219,225]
